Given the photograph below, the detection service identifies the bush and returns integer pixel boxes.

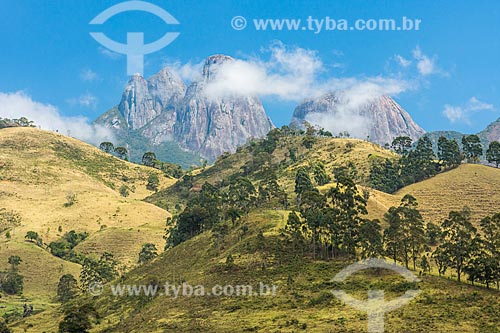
[119,185,129,197]
[146,173,160,192]
[1,272,24,295]
[64,193,78,207]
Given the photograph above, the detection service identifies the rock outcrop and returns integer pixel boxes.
[291,92,425,145]
[97,55,274,161]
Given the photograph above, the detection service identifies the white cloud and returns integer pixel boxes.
[165,60,204,82]
[167,43,413,139]
[78,93,98,108]
[443,105,464,123]
[394,46,445,77]
[0,91,114,145]
[68,93,99,109]
[412,46,437,76]
[467,96,494,111]
[443,97,494,124]
[197,43,410,103]
[80,69,99,82]
[395,55,411,67]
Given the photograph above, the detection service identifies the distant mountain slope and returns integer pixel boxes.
[291,93,425,145]
[0,127,173,298]
[478,116,500,143]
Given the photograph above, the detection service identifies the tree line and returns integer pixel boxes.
[285,167,500,289]
[370,135,500,193]
[0,117,35,129]
[99,142,184,178]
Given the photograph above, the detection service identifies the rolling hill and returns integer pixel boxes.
[12,209,500,333]
[0,127,174,303]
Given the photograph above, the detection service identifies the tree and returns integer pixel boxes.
[391,136,412,155]
[294,167,316,196]
[114,146,128,160]
[383,195,426,270]
[312,162,331,186]
[57,274,79,303]
[288,147,297,162]
[58,304,98,333]
[326,167,368,258]
[486,141,500,167]
[426,222,441,246]
[369,158,402,193]
[435,209,478,282]
[420,255,431,273]
[437,137,462,169]
[8,255,21,271]
[461,135,483,163]
[166,206,211,248]
[16,117,35,127]
[478,214,500,288]
[80,253,117,288]
[1,272,23,295]
[142,152,157,167]
[384,206,403,264]
[299,190,326,259]
[98,142,114,154]
[146,173,160,191]
[225,207,241,226]
[138,243,158,264]
[358,219,383,259]
[414,136,438,180]
[64,193,78,207]
[284,211,305,254]
[25,231,42,245]
[400,195,426,270]
[227,177,256,214]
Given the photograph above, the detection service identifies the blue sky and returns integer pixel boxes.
[1,0,499,135]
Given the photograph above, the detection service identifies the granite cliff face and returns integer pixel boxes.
[118,69,185,130]
[479,117,500,143]
[174,55,274,160]
[96,55,274,162]
[291,92,425,145]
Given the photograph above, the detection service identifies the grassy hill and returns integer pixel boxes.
[12,209,500,333]
[0,128,174,305]
[146,135,396,214]
[396,164,500,223]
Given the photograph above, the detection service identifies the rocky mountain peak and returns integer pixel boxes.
[118,68,185,130]
[97,54,274,162]
[291,92,425,145]
[202,54,234,82]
